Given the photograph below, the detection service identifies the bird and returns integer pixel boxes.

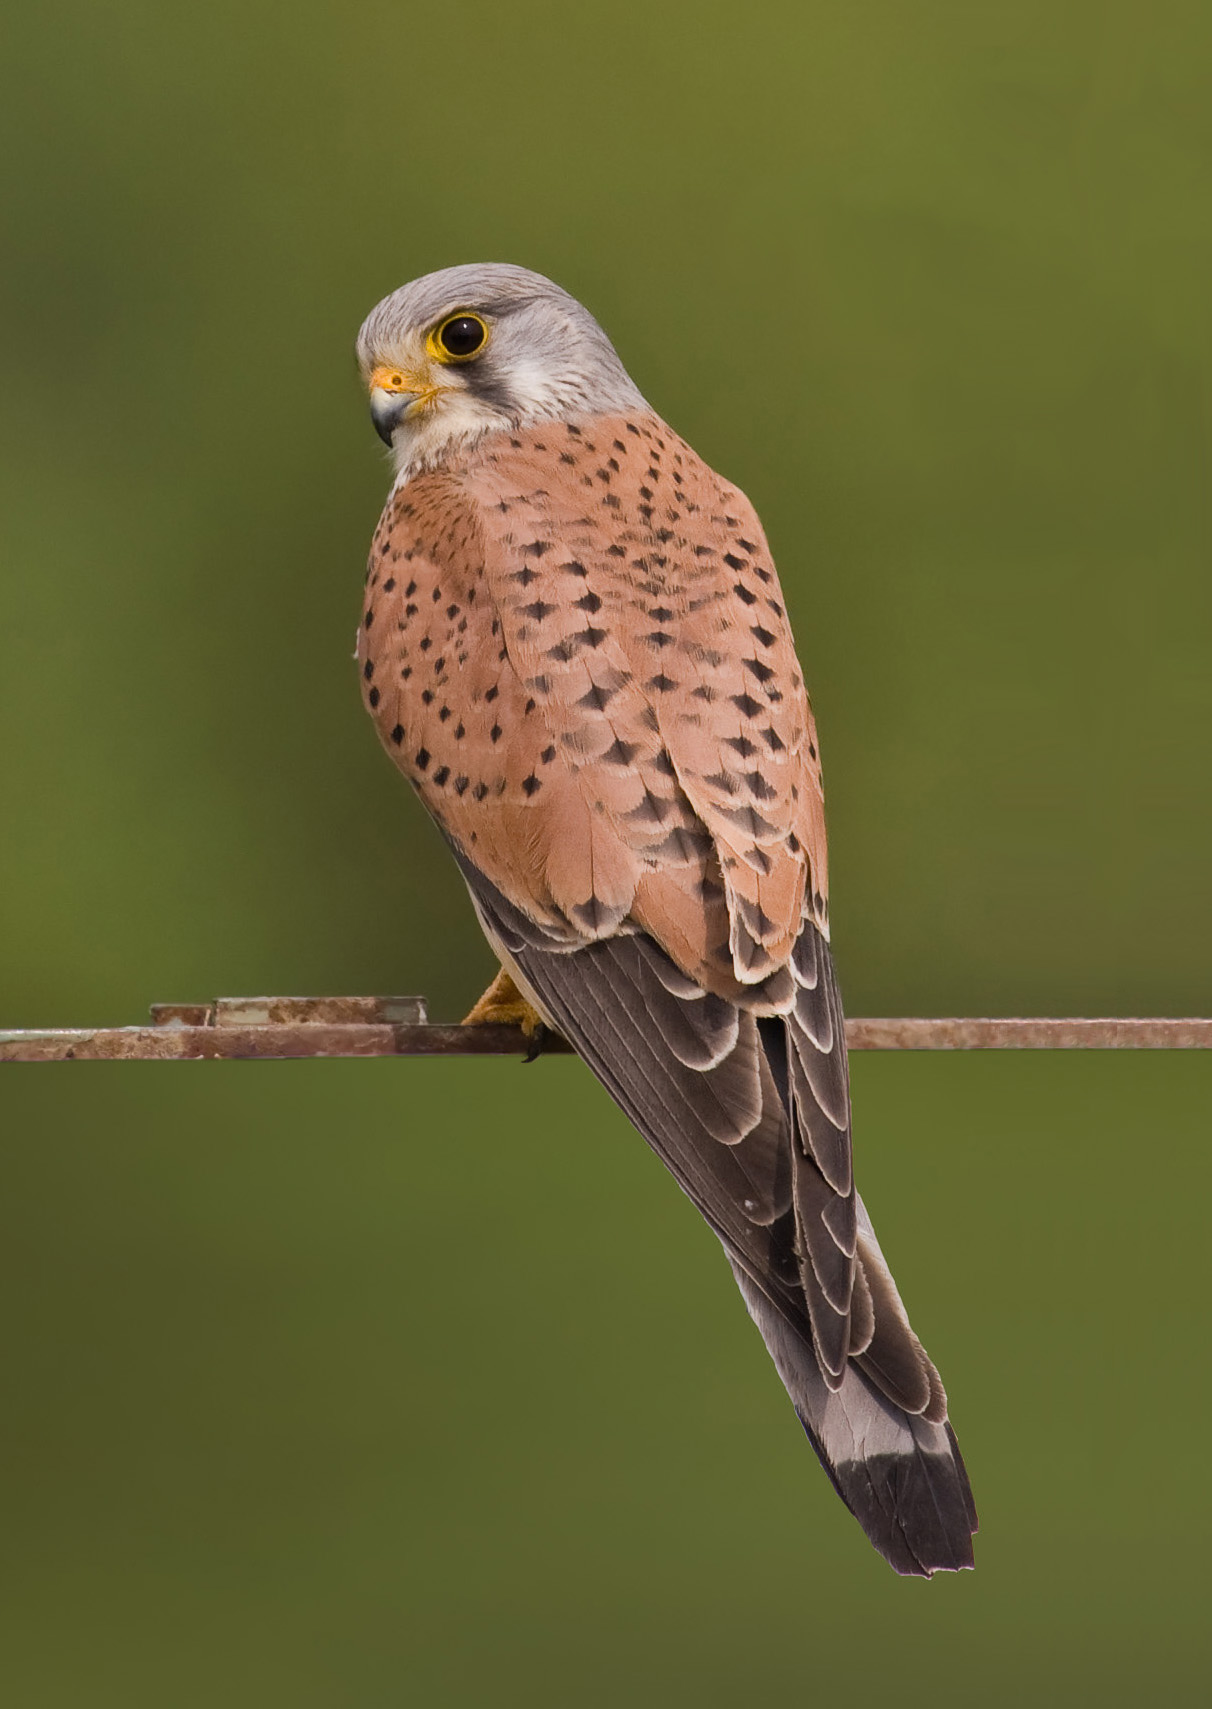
[354,263,976,1576]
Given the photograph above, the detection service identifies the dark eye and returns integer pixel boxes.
[436,314,488,358]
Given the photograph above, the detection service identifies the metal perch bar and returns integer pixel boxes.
[1,997,1210,1062]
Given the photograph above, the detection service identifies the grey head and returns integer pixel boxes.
[356,263,649,481]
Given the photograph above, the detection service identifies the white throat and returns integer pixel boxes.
[389,392,510,485]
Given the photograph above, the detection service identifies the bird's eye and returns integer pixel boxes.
[432,313,489,361]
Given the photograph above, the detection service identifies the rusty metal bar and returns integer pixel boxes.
[845,1017,1212,1050]
[1,998,1210,1062]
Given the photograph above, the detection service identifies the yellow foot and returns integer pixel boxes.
[461,968,545,1040]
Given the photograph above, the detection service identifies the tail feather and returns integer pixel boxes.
[728,1255,976,1576]
[459,863,976,1575]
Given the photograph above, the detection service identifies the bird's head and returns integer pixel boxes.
[356,263,647,480]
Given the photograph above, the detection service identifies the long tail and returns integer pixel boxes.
[727,1204,977,1576]
[460,863,977,1575]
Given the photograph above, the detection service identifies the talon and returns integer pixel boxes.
[462,967,545,1040]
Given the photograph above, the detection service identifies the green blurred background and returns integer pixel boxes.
[2,2,1209,1703]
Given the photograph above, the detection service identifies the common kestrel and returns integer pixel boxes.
[355,264,976,1575]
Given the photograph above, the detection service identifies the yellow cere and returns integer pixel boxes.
[368,364,423,395]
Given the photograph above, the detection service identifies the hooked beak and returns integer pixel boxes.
[370,386,417,445]
[367,364,436,445]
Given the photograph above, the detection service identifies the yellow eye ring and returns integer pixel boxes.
[427,311,490,363]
